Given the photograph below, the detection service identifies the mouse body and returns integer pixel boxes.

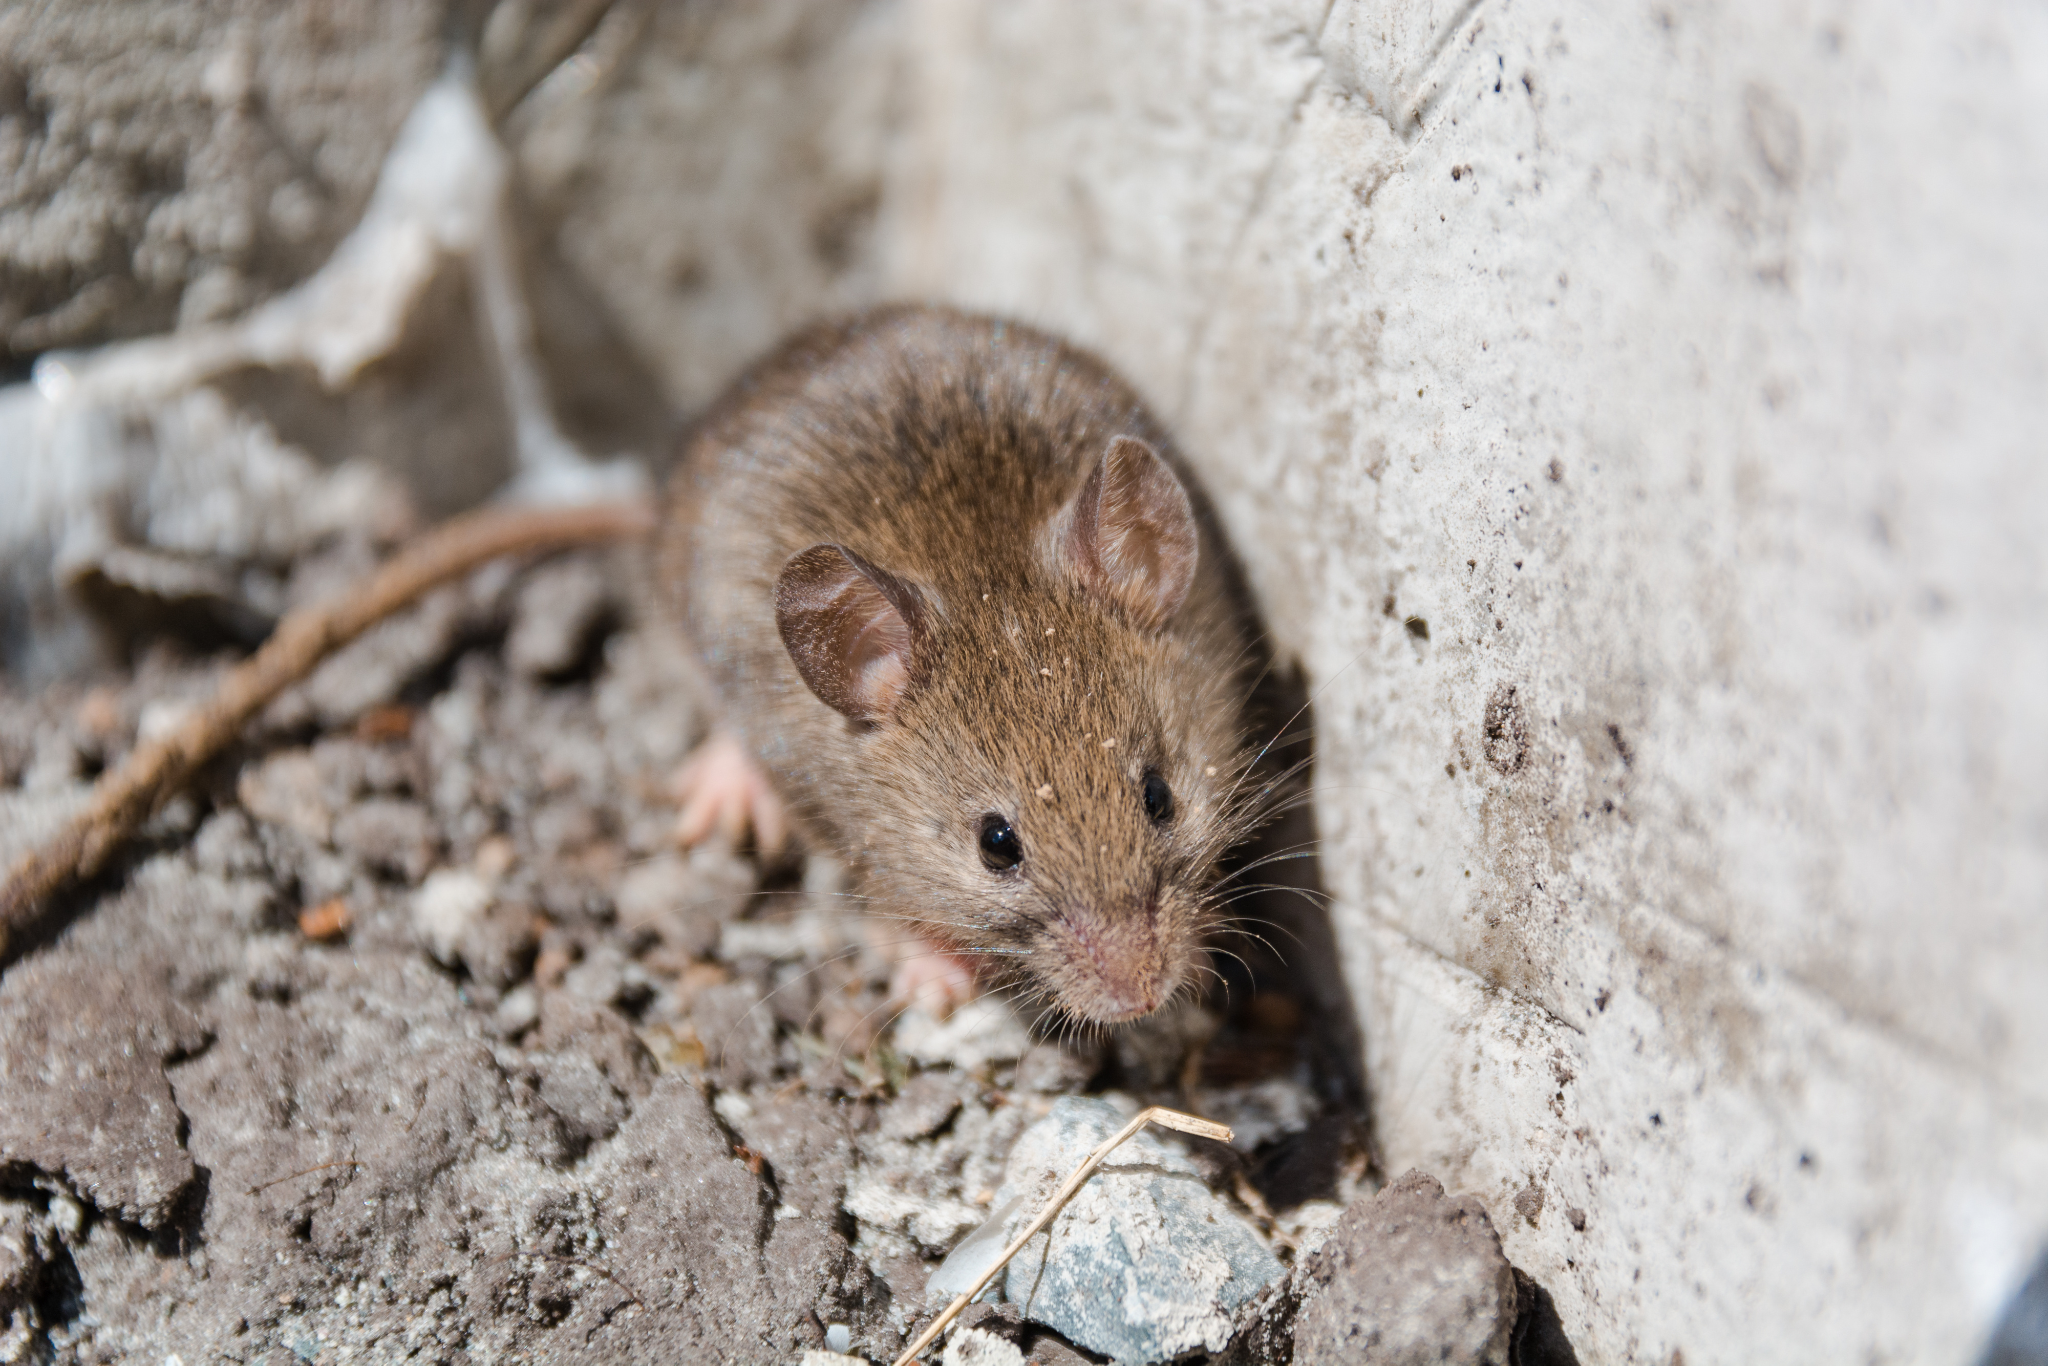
[660,305,1268,1026]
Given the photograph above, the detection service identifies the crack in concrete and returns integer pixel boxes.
[1359,906,1586,1037]
[1395,0,1488,145]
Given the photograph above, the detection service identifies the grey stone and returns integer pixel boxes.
[411,865,493,965]
[618,856,741,962]
[561,942,629,1006]
[530,1048,631,1153]
[505,553,614,678]
[533,989,656,1103]
[330,796,438,882]
[894,999,1033,1074]
[993,1096,1284,1365]
[190,806,269,878]
[0,957,209,1230]
[237,747,332,844]
[732,1091,856,1224]
[693,979,781,1089]
[1290,1169,1518,1366]
[295,580,486,728]
[881,1071,968,1141]
[458,901,541,990]
[1010,1039,1104,1096]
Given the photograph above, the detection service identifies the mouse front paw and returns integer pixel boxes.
[889,943,982,1020]
[669,730,789,857]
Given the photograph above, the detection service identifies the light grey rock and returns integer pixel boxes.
[411,866,492,965]
[505,554,613,678]
[330,796,438,882]
[893,999,1033,1074]
[942,1326,1025,1366]
[992,1096,1283,1365]
[562,943,630,1006]
[615,851,727,957]
[844,1169,985,1258]
[236,747,333,843]
[880,1071,967,1141]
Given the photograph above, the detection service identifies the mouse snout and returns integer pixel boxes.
[1040,897,1188,1025]
[1088,973,1171,1024]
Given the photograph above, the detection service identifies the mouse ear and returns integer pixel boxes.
[1055,435,1199,631]
[776,544,924,723]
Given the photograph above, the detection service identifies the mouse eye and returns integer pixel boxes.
[1142,771,1174,824]
[978,814,1024,872]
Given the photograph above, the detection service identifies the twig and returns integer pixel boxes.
[891,1105,1233,1366]
[1232,1171,1300,1253]
[0,501,655,960]
[245,1158,364,1195]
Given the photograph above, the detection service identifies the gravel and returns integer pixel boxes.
[0,416,1597,1364]
[0,543,1389,1364]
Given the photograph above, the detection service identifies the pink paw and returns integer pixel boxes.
[670,731,790,857]
[889,941,981,1019]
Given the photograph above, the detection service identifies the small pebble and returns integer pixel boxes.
[942,1327,1024,1366]
[412,868,492,964]
[494,986,540,1036]
[297,898,351,941]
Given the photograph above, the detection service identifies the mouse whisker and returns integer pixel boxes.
[1208,930,1287,970]
[1217,723,1326,819]
[1205,911,1312,950]
[1210,846,1324,887]
[1203,937,1256,972]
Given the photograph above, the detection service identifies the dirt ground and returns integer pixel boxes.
[0,543,1370,1365]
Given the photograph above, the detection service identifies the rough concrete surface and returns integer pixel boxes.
[0,2,455,360]
[507,0,903,414]
[871,2,2048,1361]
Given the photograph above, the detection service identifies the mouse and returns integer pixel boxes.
[658,304,1272,1027]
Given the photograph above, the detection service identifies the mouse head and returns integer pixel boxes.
[775,435,1258,1026]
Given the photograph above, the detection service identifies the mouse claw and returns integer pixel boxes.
[671,731,789,858]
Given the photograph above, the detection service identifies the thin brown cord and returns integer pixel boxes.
[0,501,656,959]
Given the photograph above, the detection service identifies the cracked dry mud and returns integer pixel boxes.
[0,547,1364,1365]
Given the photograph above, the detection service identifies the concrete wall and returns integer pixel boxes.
[874,2,2048,1361]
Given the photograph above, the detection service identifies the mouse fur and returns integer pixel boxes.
[660,304,1270,1026]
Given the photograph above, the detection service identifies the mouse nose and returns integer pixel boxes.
[1045,898,1184,1023]
[1091,981,1166,1023]
[1071,940,1176,1023]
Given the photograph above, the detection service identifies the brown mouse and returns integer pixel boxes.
[660,305,1270,1026]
